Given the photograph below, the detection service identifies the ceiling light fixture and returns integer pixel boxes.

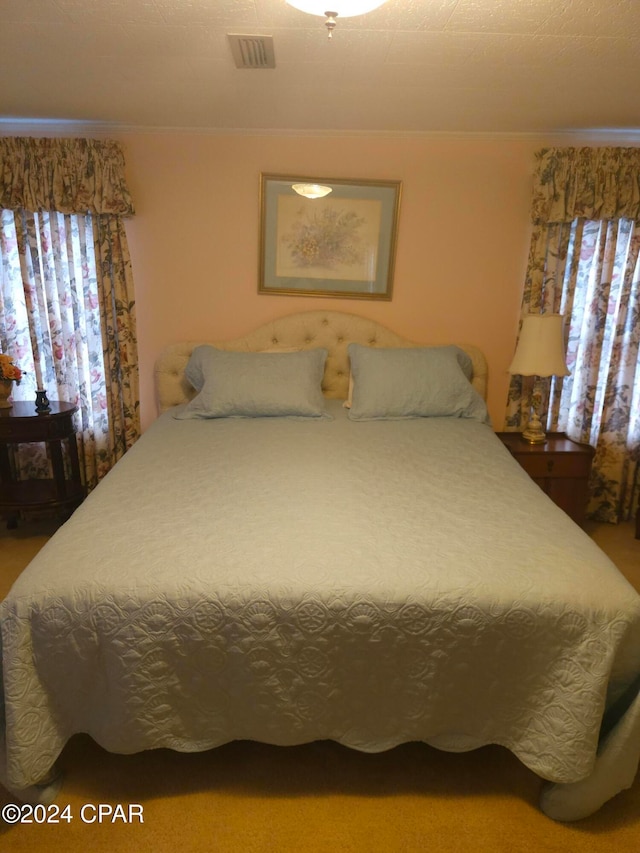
[285,1,389,39]
[292,183,333,199]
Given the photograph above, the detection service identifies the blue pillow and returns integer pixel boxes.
[175,347,330,419]
[184,344,301,392]
[347,344,490,423]
[183,345,209,393]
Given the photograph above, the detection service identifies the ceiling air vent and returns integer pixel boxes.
[228,35,276,69]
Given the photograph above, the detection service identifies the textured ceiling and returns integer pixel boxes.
[2,0,640,135]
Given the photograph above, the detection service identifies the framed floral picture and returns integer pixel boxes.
[259,174,402,300]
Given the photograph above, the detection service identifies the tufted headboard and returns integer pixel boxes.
[155,310,488,413]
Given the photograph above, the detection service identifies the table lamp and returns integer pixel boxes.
[508,313,569,444]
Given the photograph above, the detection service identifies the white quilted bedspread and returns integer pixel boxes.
[2,402,640,818]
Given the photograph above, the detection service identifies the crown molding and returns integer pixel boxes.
[2,118,640,145]
[0,118,122,137]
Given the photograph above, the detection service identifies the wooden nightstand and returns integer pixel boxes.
[496,431,594,527]
[0,401,85,527]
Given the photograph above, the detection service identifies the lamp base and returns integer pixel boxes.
[521,425,547,444]
[521,376,548,444]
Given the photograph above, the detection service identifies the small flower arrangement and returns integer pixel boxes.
[0,354,22,384]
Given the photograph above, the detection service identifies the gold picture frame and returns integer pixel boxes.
[259,174,402,300]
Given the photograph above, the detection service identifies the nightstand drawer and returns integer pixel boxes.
[0,415,74,442]
[495,431,594,526]
[521,453,591,480]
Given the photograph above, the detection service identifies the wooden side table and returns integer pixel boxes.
[496,431,594,527]
[0,401,85,527]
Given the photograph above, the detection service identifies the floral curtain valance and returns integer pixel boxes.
[0,137,134,216]
[532,147,640,225]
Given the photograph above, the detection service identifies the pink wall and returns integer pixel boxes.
[120,132,538,430]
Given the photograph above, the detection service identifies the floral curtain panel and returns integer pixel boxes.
[506,148,640,524]
[0,137,139,491]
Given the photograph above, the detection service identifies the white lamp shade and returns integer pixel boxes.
[286,1,388,18]
[508,313,570,377]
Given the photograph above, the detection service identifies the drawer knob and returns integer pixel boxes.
[547,459,555,473]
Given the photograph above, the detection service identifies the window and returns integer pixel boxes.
[0,137,139,493]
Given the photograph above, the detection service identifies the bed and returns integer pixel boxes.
[1,309,640,822]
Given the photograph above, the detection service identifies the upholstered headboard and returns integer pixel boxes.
[155,310,488,413]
